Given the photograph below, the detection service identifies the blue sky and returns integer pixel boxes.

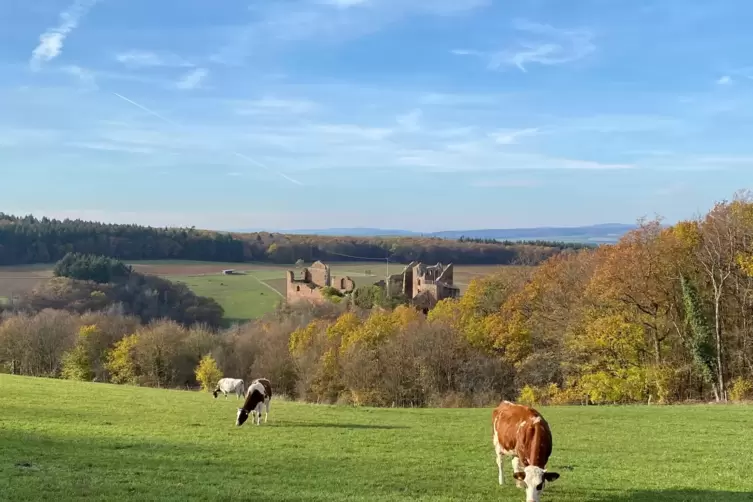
[1,0,752,231]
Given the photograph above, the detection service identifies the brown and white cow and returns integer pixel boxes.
[492,400,560,502]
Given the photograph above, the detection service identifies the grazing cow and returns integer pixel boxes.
[213,378,245,399]
[236,378,272,427]
[492,401,560,502]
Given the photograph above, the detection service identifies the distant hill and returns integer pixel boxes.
[430,223,637,243]
[234,224,637,244]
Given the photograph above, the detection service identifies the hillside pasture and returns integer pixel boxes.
[2,374,752,501]
[0,261,529,322]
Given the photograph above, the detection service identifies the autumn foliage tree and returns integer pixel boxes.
[195,354,223,392]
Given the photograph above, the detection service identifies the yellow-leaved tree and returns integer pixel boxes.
[195,354,223,392]
[567,310,649,404]
[105,334,140,385]
[61,324,98,381]
[340,310,398,352]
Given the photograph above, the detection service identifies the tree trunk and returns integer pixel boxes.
[714,295,726,401]
[711,383,721,402]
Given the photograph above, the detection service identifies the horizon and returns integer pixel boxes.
[3,1,752,229]
[0,209,642,234]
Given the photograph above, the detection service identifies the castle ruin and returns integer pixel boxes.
[386,262,460,312]
[286,261,356,304]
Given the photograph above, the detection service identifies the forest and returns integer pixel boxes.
[0,213,585,267]
[1,192,752,406]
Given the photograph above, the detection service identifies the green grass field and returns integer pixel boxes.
[169,272,286,324]
[2,375,752,501]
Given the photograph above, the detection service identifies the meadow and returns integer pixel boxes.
[0,260,518,323]
[2,375,752,502]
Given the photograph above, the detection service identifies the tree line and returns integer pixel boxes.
[457,236,590,249]
[0,213,586,267]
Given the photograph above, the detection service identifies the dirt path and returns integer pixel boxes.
[248,273,285,298]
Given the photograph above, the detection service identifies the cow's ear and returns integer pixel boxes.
[544,472,560,482]
[513,472,526,481]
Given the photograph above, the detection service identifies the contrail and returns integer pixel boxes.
[232,152,303,186]
[111,91,303,186]
[112,92,181,128]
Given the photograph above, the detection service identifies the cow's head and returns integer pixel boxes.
[513,466,559,502]
[212,389,219,399]
[236,408,249,426]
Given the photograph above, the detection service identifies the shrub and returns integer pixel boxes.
[321,286,344,299]
[729,377,753,402]
[195,354,223,392]
[517,385,541,406]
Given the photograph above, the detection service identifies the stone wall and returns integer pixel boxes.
[286,271,327,303]
[308,261,330,288]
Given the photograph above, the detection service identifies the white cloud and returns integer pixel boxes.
[490,128,539,145]
[692,155,753,165]
[318,0,370,8]
[454,19,595,72]
[393,147,633,173]
[495,20,595,72]
[308,123,394,141]
[552,158,632,170]
[66,141,154,154]
[62,65,99,90]
[396,109,422,132]
[450,49,482,56]
[560,114,684,134]
[419,92,501,106]
[176,68,208,90]
[30,0,101,70]
[235,97,320,115]
[717,75,732,85]
[470,178,541,188]
[212,0,490,64]
[116,50,192,69]
[0,127,61,148]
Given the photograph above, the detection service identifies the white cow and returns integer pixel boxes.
[213,378,245,399]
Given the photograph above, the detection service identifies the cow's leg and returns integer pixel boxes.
[494,446,504,485]
[264,400,270,423]
[511,457,525,489]
[496,454,504,485]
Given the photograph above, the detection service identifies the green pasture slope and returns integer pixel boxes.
[168,272,285,324]
[2,376,752,502]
